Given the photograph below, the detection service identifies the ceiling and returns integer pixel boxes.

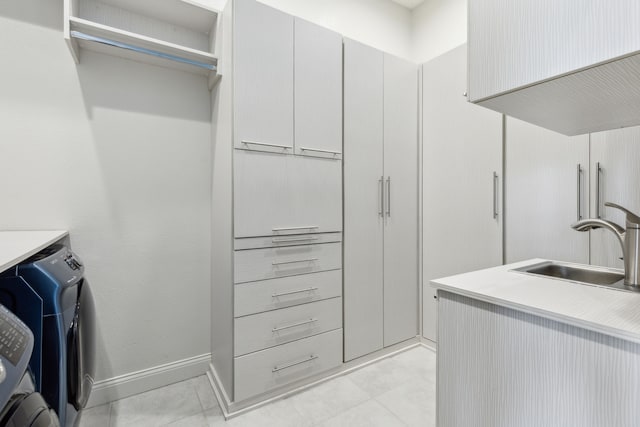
[390,0,426,10]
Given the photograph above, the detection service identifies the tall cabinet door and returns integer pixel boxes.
[383,54,418,347]
[234,0,294,152]
[422,44,503,342]
[343,39,384,361]
[590,127,640,268]
[294,18,343,158]
[505,117,590,264]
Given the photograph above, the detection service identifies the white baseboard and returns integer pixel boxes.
[419,336,437,352]
[86,353,211,408]
[207,363,232,416]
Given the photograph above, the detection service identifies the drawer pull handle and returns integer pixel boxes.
[241,140,291,150]
[299,147,341,155]
[272,258,318,266]
[272,226,319,232]
[272,287,319,298]
[272,236,319,243]
[272,354,318,373]
[272,318,318,333]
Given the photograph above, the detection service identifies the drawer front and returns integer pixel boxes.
[234,150,342,238]
[234,297,342,356]
[234,232,342,250]
[234,242,341,284]
[235,270,342,317]
[234,329,343,402]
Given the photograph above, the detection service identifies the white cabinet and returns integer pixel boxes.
[234,329,342,402]
[590,127,640,269]
[343,39,418,361]
[234,270,342,317]
[211,0,343,406]
[382,54,419,348]
[233,150,342,238]
[233,242,342,284]
[343,39,384,361]
[233,2,343,156]
[505,117,590,264]
[421,45,503,342]
[234,0,294,152]
[505,121,640,270]
[294,18,343,158]
[468,0,640,135]
[234,297,342,356]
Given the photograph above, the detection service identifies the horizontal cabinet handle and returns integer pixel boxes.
[272,226,319,231]
[241,140,292,149]
[272,354,318,373]
[272,318,318,333]
[298,147,341,155]
[272,258,318,266]
[272,236,319,243]
[272,287,319,298]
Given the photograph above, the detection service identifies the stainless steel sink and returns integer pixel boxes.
[512,261,637,292]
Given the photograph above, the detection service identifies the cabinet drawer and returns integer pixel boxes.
[234,297,342,356]
[235,270,342,317]
[234,329,342,402]
[234,232,342,250]
[234,242,341,284]
[234,150,342,238]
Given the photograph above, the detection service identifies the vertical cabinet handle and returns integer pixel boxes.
[386,177,391,217]
[379,176,384,217]
[576,164,583,221]
[493,172,499,219]
[596,162,602,218]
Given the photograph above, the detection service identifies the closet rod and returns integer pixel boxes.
[70,31,217,71]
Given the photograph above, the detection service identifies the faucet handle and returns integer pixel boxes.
[605,202,640,228]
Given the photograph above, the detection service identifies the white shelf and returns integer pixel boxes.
[64,0,221,87]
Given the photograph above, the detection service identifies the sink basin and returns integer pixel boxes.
[512,261,635,292]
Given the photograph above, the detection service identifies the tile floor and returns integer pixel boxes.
[80,346,436,427]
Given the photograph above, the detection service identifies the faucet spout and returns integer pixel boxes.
[572,203,640,287]
[571,218,625,250]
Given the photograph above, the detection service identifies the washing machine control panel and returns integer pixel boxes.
[0,305,29,367]
[64,254,82,271]
[0,304,35,412]
[32,246,85,288]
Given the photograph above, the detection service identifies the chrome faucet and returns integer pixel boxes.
[572,202,640,287]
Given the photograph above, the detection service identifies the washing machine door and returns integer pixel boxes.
[0,391,60,427]
[66,280,95,410]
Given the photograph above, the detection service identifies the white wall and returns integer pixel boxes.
[199,0,413,60]
[0,0,212,400]
[411,0,467,63]
[261,0,412,60]
[204,0,465,63]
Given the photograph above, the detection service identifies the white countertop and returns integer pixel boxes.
[0,230,69,273]
[431,259,640,345]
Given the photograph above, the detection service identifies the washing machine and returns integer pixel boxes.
[0,303,59,426]
[0,245,95,427]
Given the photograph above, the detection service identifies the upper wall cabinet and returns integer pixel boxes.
[468,0,640,136]
[233,0,343,158]
[294,19,343,159]
[233,0,294,153]
[64,0,220,88]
